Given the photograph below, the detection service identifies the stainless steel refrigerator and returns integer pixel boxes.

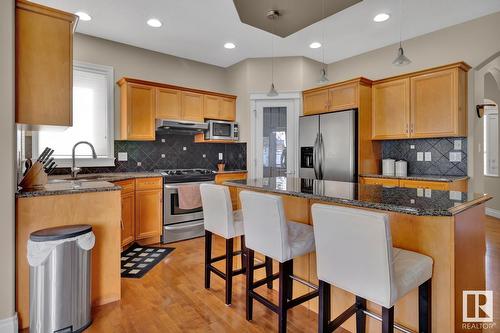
[299,110,357,182]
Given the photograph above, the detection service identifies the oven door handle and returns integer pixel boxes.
[164,221,204,230]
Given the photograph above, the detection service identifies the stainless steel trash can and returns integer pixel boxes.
[28,225,95,333]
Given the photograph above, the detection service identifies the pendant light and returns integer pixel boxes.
[392,0,411,66]
[267,9,279,97]
[318,0,329,84]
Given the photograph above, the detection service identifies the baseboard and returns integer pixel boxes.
[486,208,500,219]
[0,314,18,333]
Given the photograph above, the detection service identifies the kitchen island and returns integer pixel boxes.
[225,177,491,333]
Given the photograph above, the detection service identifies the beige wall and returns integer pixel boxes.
[327,11,500,211]
[73,33,229,138]
[0,0,16,324]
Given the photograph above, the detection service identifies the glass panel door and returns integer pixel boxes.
[254,100,298,179]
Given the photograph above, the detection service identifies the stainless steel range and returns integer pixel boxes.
[156,169,215,243]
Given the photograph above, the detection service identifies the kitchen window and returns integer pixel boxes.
[34,61,115,167]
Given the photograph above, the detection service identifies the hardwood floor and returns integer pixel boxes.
[23,216,500,332]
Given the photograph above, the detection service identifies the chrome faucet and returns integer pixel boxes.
[71,141,97,179]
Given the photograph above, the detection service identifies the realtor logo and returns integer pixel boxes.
[463,291,493,323]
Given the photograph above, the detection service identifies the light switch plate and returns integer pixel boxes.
[410,145,415,149]
[449,152,462,162]
[203,154,206,158]
[454,140,462,150]
[449,191,462,201]
[425,152,432,161]
[161,154,165,158]
[161,139,165,143]
[219,153,223,160]
[425,189,432,198]
[117,152,128,161]
[417,188,424,197]
[417,152,424,161]
[183,147,187,151]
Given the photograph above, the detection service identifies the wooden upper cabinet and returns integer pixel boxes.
[120,82,156,141]
[220,98,236,121]
[203,95,221,119]
[181,91,204,122]
[410,68,466,138]
[328,83,358,112]
[303,89,329,115]
[157,87,181,120]
[372,78,410,140]
[16,0,77,127]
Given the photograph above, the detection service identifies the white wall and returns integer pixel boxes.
[327,11,500,211]
[0,0,17,329]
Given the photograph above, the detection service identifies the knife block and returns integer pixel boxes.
[19,161,48,190]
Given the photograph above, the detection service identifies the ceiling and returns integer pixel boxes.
[33,0,500,68]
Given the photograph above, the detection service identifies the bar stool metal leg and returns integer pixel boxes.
[318,280,331,333]
[246,248,255,321]
[419,279,432,333]
[382,307,394,333]
[225,238,234,305]
[204,230,212,289]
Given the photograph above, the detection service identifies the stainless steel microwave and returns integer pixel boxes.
[205,120,239,141]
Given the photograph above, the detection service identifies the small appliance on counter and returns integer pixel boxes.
[395,160,408,177]
[382,159,396,176]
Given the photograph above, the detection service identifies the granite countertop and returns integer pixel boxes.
[360,174,469,182]
[16,181,121,198]
[16,172,162,198]
[224,177,491,216]
[214,170,248,174]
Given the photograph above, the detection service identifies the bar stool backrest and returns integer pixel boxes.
[239,191,290,262]
[311,204,395,307]
[200,184,235,238]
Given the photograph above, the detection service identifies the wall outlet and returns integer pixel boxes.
[449,191,462,201]
[219,153,223,160]
[417,188,424,197]
[117,152,128,161]
[202,154,206,158]
[161,154,165,158]
[410,145,415,149]
[454,140,462,150]
[410,199,415,204]
[449,152,462,162]
[161,139,165,143]
[425,189,432,198]
[417,152,424,161]
[425,151,432,161]
[183,146,187,151]
[137,162,142,167]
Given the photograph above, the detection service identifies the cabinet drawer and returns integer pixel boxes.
[114,179,135,194]
[215,172,247,185]
[360,177,399,187]
[399,180,449,191]
[135,177,163,190]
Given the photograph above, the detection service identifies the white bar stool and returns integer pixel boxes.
[200,184,271,305]
[239,190,319,333]
[311,204,433,333]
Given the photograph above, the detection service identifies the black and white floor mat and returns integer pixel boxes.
[121,244,174,278]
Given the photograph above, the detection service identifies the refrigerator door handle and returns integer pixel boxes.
[313,133,319,179]
[318,133,325,179]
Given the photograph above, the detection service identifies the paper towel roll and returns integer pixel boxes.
[382,159,395,176]
[395,160,408,177]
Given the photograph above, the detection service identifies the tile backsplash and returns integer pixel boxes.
[52,133,246,175]
[382,138,467,176]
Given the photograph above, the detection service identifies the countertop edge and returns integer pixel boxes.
[16,184,121,199]
[360,174,469,182]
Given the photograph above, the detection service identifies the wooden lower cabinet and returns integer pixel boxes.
[360,176,468,191]
[215,172,247,209]
[114,177,163,246]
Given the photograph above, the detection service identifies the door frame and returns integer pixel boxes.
[249,92,301,179]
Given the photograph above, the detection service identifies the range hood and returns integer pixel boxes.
[155,119,208,135]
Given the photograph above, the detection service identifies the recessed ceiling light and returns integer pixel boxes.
[147,18,162,28]
[75,11,92,21]
[309,42,322,49]
[224,42,236,49]
[373,13,390,22]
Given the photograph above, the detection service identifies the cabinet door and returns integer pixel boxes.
[410,69,460,138]
[135,189,163,240]
[372,78,410,140]
[157,87,181,120]
[303,90,329,115]
[220,98,236,121]
[127,83,156,140]
[181,91,204,122]
[203,95,221,119]
[121,191,135,247]
[328,83,358,112]
[16,2,76,126]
